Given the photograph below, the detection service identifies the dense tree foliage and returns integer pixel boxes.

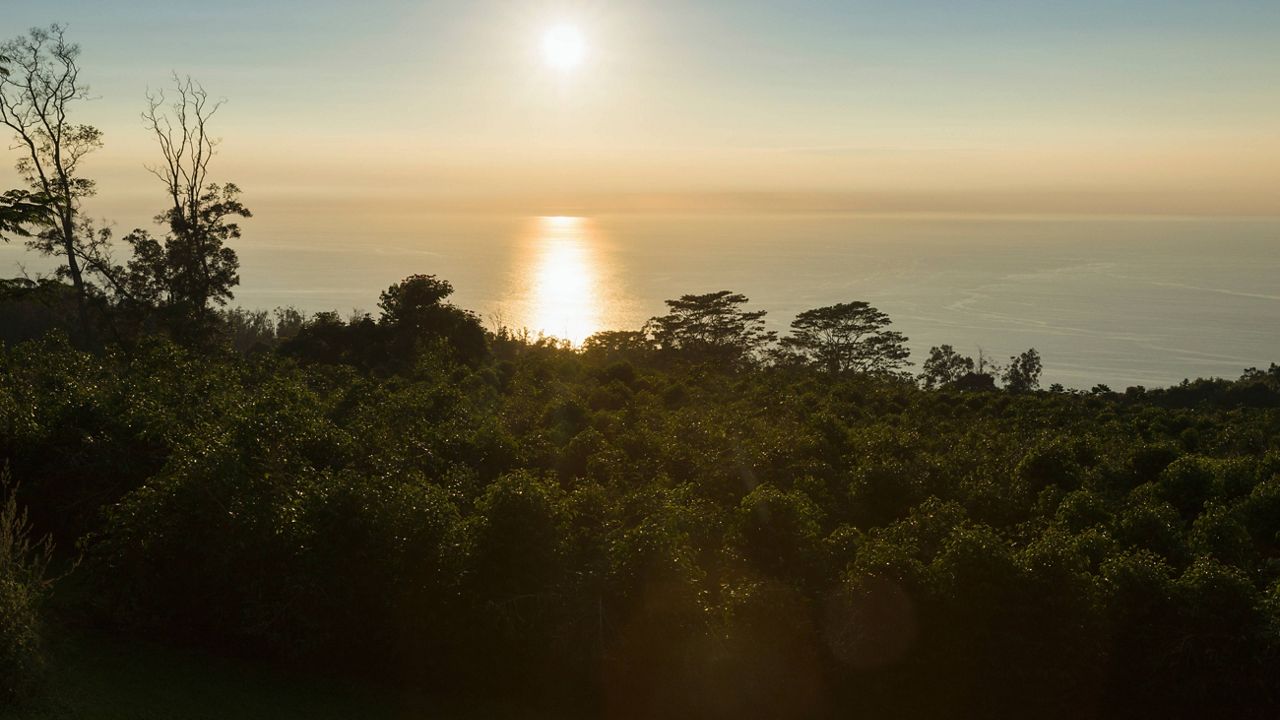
[1003,348,1044,393]
[781,301,910,375]
[0,190,45,240]
[2,277,1279,717]
[919,344,975,389]
[0,469,53,703]
[645,290,775,368]
[279,275,488,372]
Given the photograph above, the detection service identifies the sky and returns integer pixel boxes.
[3,0,1280,224]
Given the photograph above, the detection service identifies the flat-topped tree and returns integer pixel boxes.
[645,290,775,368]
[782,301,911,375]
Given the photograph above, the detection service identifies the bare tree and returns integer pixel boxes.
[0,25,103,331]
[144,74,221,233]
[127,74,250,333]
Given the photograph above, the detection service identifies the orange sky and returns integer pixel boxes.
[5,1,1280,226]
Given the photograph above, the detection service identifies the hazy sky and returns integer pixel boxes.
[4,0,1280,222]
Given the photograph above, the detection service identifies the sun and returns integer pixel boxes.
[542,24,586,70]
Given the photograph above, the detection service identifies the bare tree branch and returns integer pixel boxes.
[0,24,99,334]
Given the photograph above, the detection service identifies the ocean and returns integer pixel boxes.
[5,213,1279,389]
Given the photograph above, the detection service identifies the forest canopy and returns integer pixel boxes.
[3,267,1280,717]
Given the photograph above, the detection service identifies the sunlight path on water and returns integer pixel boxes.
[507,216,611,344]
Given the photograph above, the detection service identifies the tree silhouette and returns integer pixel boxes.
[919,344,975,389]
[284,275,487,370]
[379,274,488,365]
[581,330,653,363]
[0,189,44,240]
[0,25,103,333]
[1003,348,1043,393]
[378,274,456,327]
[646,290,775,367]
[782,301,910,375]
[111,76,251,341]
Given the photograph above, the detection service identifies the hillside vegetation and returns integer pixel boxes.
[2,276,1279,718]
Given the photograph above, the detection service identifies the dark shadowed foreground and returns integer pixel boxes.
[2,273,1280,719]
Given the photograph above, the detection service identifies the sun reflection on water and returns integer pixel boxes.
[512,216,605,344]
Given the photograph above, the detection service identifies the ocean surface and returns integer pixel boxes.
[5,213,1279,389]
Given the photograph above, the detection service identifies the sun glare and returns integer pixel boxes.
[523,216,600,344]
[542,24,586,70]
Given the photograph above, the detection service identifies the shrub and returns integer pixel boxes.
[733,483,825,586]
[1,472,54,703]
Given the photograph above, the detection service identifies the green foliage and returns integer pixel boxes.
[0,189,45,240]
[1002,348,1043,393]
[2,283,1280,716]
[0,279,86,346]
[1,25,103,325]
[645,290,775,368]
[280,276,488,371]
[107,182,252,342]
[918,344,975,389]
[1,470,54,703]
[581,330,651,364]
[1160,454,1217,516]
[119,184,251,324]
[732,483,825,585]
[378,273,455,323]
[468,471,564,601]
[781,301,910,375]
